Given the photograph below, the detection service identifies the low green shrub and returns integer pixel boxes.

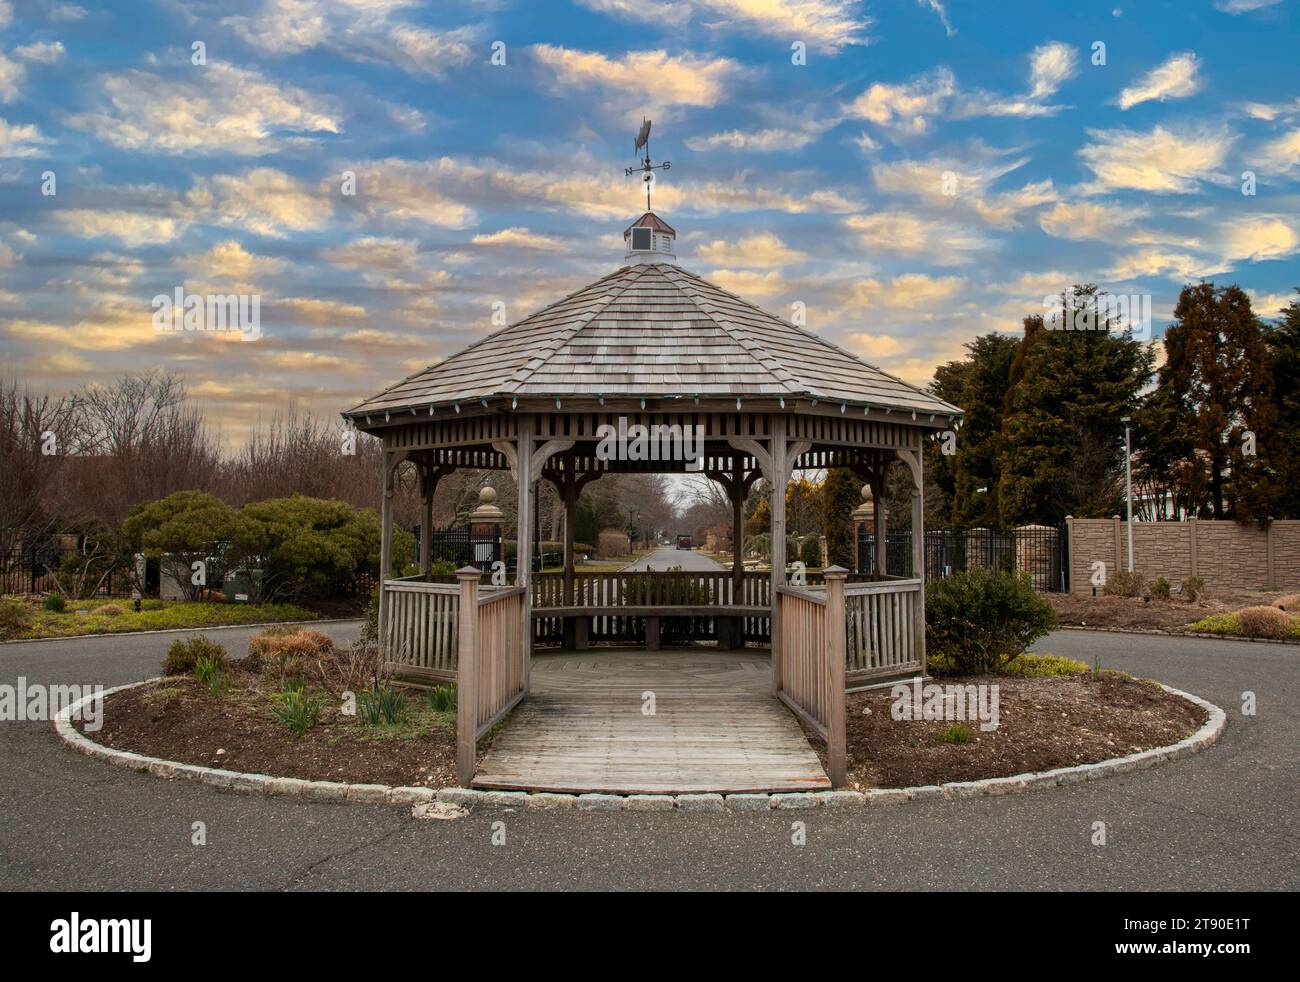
[1003,653,1089,677]
[359,683,406,726]
[0,599,34,639]
[428,684,457,713]
[1189,612,1236,635]
[939,723,973,744]
[925,568,1056,674]
[572,542,595,557]
[1102,570,1144,598]
[799,535,822,569]
[43,594,67,613]
[162,635,227,675]
[270,685,320,735]
[1181,576,1206,602]
[1149,576,1171,600]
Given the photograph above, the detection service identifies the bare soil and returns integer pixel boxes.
[1046,588,1286,632]
[812,672,1206,790]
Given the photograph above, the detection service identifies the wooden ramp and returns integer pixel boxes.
[472,649,831,794]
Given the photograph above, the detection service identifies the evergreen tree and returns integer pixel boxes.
[819,467,861,567]
[1262,291,1300,519]
[997,287,1154,526]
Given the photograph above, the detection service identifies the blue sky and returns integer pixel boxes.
[1,0,1298,437]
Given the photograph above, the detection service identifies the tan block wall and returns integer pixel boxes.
[1068,518,1300,594]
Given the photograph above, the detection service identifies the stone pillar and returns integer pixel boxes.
[469,486,504,572]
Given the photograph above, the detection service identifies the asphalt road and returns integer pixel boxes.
[1,622,1295,891]
[622,546,724,572]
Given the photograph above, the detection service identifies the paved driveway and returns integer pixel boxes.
[622,546,724,572]
[1,624,1295,890]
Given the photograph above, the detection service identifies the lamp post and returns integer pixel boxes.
[1121,416,1134,573]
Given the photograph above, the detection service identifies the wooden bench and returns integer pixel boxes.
[532,605,769,650]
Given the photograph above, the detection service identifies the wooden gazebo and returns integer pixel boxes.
[343,210,961,787]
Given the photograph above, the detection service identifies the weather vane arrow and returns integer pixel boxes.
[625,117,670,210]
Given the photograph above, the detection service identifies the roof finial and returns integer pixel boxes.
[625,117,670,211]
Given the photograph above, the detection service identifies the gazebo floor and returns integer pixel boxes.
[472,648,832,795]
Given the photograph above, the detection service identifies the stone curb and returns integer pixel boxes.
[55,680,1226,813]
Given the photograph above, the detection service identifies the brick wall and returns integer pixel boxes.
[1067,518,1300,594]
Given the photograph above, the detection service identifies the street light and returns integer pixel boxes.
[1121,416,1134,573]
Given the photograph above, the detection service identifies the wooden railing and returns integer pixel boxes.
[844,578,925,685]
[456,570,527,785]
[774,568,847,785]
[382,577,460,678]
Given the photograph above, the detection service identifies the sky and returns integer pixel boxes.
[1,0,1298,441]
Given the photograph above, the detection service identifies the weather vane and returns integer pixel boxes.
[625,117,670,211]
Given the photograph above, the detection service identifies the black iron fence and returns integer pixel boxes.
[413,525,503,570]
[856,525,1068,592]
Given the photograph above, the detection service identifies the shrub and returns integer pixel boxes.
[428,684,457,713]
[572,542,595,557]
[1149,576,1171,600]
[1189,612,1236,635]
[359,587,379,646]
[1273,593,1300,612]
[1003,653,1088,677]
[91,603,125,616]
[0,599,34,639]
[925,568,1056,674]
[800,535,822,569]
[597,529,630,559]
[359,683,406,726]
[1102,570,1144,598]
[193,653,224,683]
[43,594,67,613]
[270,685,320,735]
[1180,576,1206,602]
[246,627,333,678]
[162,635,227,675]
[1235,605,1297,639]
[939,724,973,744]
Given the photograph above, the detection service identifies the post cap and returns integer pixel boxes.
[823,564,849,577]
[456,565,482,578]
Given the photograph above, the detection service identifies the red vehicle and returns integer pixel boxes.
[675,534,692,549]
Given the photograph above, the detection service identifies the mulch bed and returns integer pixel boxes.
[811,672,1207,790]
[79,672,460,789]
[83,668,1205,794]
[1046,589,1285,632]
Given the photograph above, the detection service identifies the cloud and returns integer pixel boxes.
[191,167,331,237]
[1038,199,1143,241]
[323,236,421,271]
[852,272,965,309]
[1028,42,1077,100]
[1257,128,1300,175]
[871,154,1056,228]
[1222,215,1299,263]
[0,116,52,157]
[844,211,990,265]
[575,0,871,53]
[471,228,568,251]
[64,63,340,156]
[686,121,835,152]
[846,68,956,134]
[55,209,186,246]
[532,45,738,113]
[1106,249,1226,282]
[1214,0,1281,11]
[275,297,368,324]
[223,0,478,77]
[14,41,65,64]
[916,0,955,37]
[0,53,22,102]
[0,1,10,29]
[1078,124,1233,193]
[1119,52,1200,110]
[706,269,787,298]
[182,240,286,291]
[696,232,808,267]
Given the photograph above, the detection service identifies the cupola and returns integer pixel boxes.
[623,212,677,265]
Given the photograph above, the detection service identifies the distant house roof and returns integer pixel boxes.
[624,212,676,236]
[346,260,960,421]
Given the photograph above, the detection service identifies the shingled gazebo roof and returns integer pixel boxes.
[346,221,960,425]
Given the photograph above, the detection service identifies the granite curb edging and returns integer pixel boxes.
[55,680,1226,813]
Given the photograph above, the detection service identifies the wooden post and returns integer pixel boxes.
[378,450,395,654]
[823,565,848,786]
[769,415,788,694]
[1188,516,1198,579]
[455,566,480,786]
[872,464,887,577]
[563,472,576,606]
[515,421,534,691]
[419,460,433,579]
